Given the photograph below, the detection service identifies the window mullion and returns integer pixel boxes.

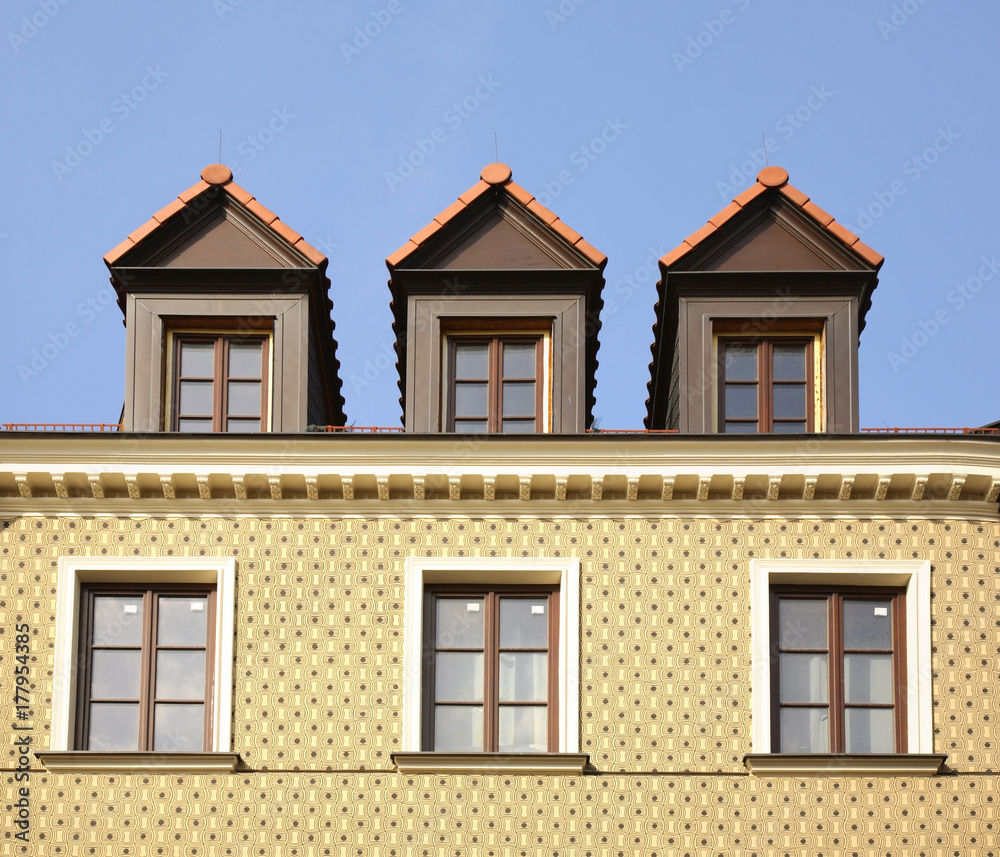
[829,594,845,753]
[484,590,498,752]
[760,341,773,432]
[139,591,155,751]
[489,339,502,434]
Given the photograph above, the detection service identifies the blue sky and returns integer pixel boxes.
[2,1,998,429]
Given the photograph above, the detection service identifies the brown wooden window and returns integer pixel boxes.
[75,584,216,752]
[719,338,814,433]
[771,587,906,753]
[424,585,558,752]
[172,334,269,432]
[447,336,542,433]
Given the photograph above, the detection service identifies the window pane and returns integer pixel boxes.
[227,381,261,416]
[498,652,547,702]
[772,384,806,419]
[844,654,894,704]
[88,703,140,751]
[772,345,806,380]
[724,385,757,419]
[502,381,535,417]
[454,382,488,417]
[156,651,208,700]
[845,707,895,753]
[90,650,142,699]
[178,418,213,433]
[226,418,262,433]
[454,343,488,378]
[92,596,143,647]
[157,597,209,646]
[434,652,484,702]
[179,342,214,377]
[228,341,262,377]
[777,598,828,649]
[153,703,204,751]
[779,707,829,753]
[771,422,806,433]
[499,598,549,648]
[436,598,484,648]
[498,706,548,752]
[454,419,488,434]
[723,422,758,434]
[502,343,536,378]
[723,345,757,380]
[502,419,537,434]
[779,653,828,703]
[434,706,483,751]
[843,600,893,650]
[179,380,214,416]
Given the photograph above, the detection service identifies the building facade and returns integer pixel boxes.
[3,163,999,856]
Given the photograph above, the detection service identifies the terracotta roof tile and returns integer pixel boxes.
[385,163,606,270]
[152,198,185,224]
[660,166,883,271]
[104,164,327,267]
[246,200,278,225]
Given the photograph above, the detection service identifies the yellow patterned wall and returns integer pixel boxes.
[2,513,999,856]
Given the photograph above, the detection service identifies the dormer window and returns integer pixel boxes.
[170,332,270,432]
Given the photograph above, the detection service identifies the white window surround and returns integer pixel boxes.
[402,557,580,754]
[750,559,932,755]
[50,557,236,753]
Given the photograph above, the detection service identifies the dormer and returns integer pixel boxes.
[386,163,606,434]
[646,166,883,434]
[105,164,345,433]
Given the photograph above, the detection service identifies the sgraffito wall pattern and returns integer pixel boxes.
[1,513,998,856]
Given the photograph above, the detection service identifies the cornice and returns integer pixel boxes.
[0,434,996,516]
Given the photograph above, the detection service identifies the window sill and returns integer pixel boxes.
[36,751,243,773]
[392,752,590,775]
[743,753,947,776]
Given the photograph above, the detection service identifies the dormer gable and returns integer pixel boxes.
[106,164,345,433]
[387,163,606,433]
[646,166,883,434]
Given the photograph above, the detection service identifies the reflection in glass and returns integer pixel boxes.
[845,707,894,753]
[844,654,893,704]
[724,385,757,419]
[91,650,141,699]
[436,599,484,648]
[434,652,484,702]
[227,381,261,416]
[156,651,207,700]
[455,382,488,416]
[158,597,209,646]
[779,707,829,753]
[226,418,261,433]
[179,381,214,416]
[228,341,262,377]
[499,599,548,648]
[772,422,806,433]
[773,384,806,419]
[778,599,828,649]
[779,653,828,703]
[772,345,806,380]
[88,703,139,750]
[724,345,757,380]
[179,342,214,377]
[843,600,892,649]
[434,706,483,751]
[502,420,536,433]
[498,706,547,752]
[93,596,143,646]
[502,343,536,378]
[153,703,204,751]
[502,382,535,416]
[499,652,547,702]
[178,418,213,433]
[454,420,488,434]
[455,344,488,378]
[723,422,758,433]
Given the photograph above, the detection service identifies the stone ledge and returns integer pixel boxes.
[36,751,243,773]
[743,753,947,776]
[392,752,590,775]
